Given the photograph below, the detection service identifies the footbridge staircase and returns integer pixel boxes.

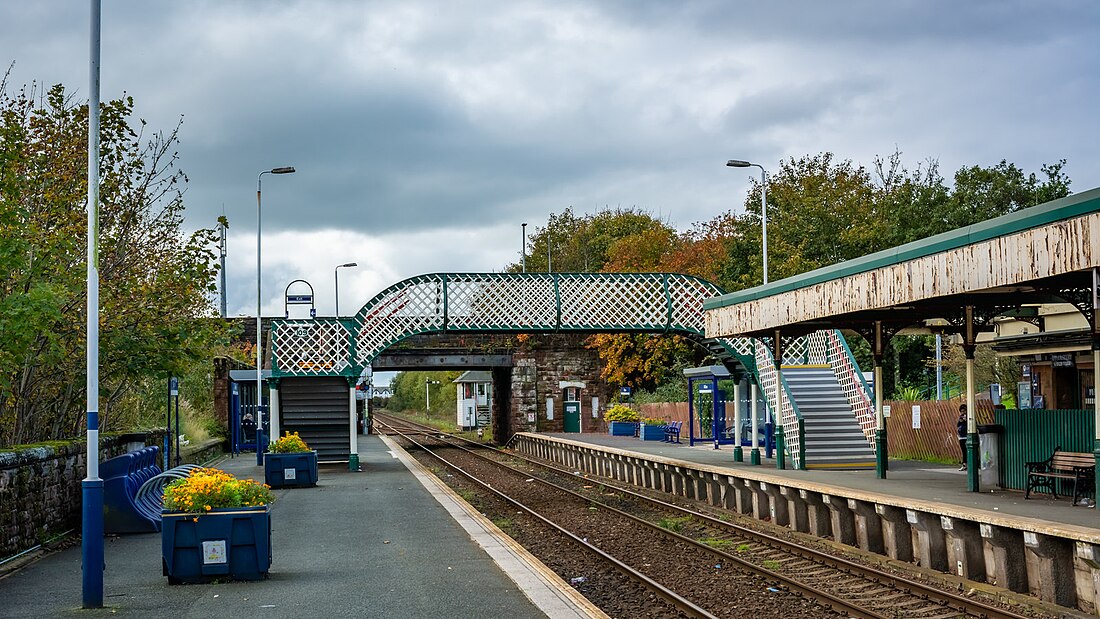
[269,272,876,469]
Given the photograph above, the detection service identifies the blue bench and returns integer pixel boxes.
[663,421,683,443]
[103,446,163,533]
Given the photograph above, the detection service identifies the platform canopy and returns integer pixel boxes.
[703,187,1100,339]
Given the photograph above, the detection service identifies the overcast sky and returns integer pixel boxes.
[3,1,1098,321]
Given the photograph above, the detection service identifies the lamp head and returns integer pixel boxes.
[726,160,751,168]
[271,166,296,174]
[339,262,358,268]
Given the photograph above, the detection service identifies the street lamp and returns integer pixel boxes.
[256,166,295,459]
[425,379,441,409]
[521,222,527,272]
[727,159,769,284]
[334,262,358,317]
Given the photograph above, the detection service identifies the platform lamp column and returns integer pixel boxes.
[726,159,768,284]
[964,305,979,492]
[773,330,786,470]
[750,376,761,466]
[256,165,295,464]
[82,1,104,607]
[873,321,887,479]
[732,377,743,462]
[348,376,360,471]
[334,262,358,317]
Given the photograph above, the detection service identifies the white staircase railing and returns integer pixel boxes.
[742,338,804,469]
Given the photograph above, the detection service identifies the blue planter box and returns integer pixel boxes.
[264,450,318,488]
[162,506,271,584]
[608,421,638,436]
[639,424,666,441]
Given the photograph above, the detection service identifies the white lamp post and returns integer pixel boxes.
[727,159,769,284]
[335,262,358,317]
[256,166,295,458]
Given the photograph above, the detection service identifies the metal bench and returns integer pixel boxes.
[103,446,201,533]
[1025,448,1095,505]
[663,420,682,443]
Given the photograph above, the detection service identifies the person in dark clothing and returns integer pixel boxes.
[956,404,968,471]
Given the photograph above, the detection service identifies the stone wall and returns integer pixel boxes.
[509,334,614,437]
[0,432,222,560]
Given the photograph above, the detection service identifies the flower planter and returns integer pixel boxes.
[639,424,666,441]
[608,421,638,436]
[264,450,318,488]
[161,506,271,584]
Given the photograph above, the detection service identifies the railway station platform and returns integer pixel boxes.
[516,432,1100,614]
[0,434,597,618]
[545,432,1100,530]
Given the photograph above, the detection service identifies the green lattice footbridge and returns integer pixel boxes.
[269,272,873,469]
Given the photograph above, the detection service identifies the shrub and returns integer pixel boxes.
[641,417,665,426]
[604,404,639,423]
[270,431,311,453]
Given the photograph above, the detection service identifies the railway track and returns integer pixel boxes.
[374,413,1042,619]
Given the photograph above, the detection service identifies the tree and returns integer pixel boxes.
[0,79,226,446]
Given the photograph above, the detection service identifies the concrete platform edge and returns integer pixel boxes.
[527,433,1100,542]
[380,435,608,619]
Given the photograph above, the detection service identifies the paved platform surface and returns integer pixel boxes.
[546,433,1100,532]
[0,434,574,618]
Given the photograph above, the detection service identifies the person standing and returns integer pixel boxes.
[956,404,968,471]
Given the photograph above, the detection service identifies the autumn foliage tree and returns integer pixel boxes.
[508,151,1071,397]
[0,79,225,446]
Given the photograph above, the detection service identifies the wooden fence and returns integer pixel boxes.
[885,398,994,463]
[638,402,690,425]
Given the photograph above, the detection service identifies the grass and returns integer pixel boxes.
[736,543,751,553]
[699,538,733,550]
[763,559,782,571]
[492,517,514,532]
[657,516,692,533]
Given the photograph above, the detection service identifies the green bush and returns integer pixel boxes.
[641,417,665,426]
[604,404,639,423]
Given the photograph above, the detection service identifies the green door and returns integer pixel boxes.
[564,401,581,433]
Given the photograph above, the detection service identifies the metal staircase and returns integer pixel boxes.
[782,366,875,469]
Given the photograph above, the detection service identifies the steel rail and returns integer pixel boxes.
[399,426,887,619]
[499,452,1033,619]
[375,414,1034,619]
[379,420,718,619]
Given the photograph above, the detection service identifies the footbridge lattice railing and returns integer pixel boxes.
[268,272,871,468]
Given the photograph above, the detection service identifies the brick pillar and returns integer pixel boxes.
[492,367,513,445]
[213,356,231,430]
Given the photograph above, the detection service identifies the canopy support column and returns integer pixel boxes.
[1092,268,1100,505]
[773,329,786,470]
[750,380,761,465]
[732,378,743,462]
[873,321,887,479]
[964,305,979,492]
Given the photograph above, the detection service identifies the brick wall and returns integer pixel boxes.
[509,335,614,435]
[0,432,221,560]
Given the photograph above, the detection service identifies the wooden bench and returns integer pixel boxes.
[663,420,682,444]
[1025,448,1095,505]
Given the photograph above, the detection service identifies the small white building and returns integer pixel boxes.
[454,371,492,430]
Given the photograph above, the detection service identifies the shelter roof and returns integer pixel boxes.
[704,187,1100,338]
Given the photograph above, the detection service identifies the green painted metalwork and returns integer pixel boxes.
[267,271,878,470]
[996,408,1095,491]
[705,186,1100,311]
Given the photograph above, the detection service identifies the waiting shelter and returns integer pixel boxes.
[703,187,1100,493]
